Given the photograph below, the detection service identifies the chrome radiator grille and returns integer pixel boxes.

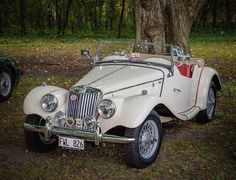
[67,91,99,119]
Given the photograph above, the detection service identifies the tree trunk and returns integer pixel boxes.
[0,1,2,34]
[47,2,53,31]
[19,0,26,35]
[105,0,114,30]
[75,0,83,30]
[93,2,98,33]
[98,0,104,29]
[62,0,73,36]
[134,0,207,54]
[212,0,218,29]
[37,0,43,32]
[89,3,94,31]
[200,1,211,28]
[0,12,2,34]
[118,0,126,38]
[56,0,62,35]
[225,0,233,31]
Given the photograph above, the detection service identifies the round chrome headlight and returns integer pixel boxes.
[41,94,58,112]
[97,99,116,119]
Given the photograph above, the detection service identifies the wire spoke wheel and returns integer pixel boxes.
[138,120,159,159]
[196,82,217,123]
[206,87,216,119]
[124,111,162,168]
[0,71,12,97]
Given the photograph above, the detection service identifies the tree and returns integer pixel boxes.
[62,0,73,35]
[134,0,207,53]
[105,0,115,30]
[56,0,73,36]
[212,0,218,29]
[56,0,61,35]
[118,0,126,37]
[0,0,3,34]
[47,1,53,31]
[199,0,211,28]
[225,0,234,31]
[19,0,26,35]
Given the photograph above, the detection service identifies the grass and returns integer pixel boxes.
[0,33,235,62]
[0,35,236,179]
[191,40,236,62]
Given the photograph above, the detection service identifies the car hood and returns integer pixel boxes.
[73,64,164,94]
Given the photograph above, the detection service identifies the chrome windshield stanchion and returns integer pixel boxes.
[92,40,103,64]
[169,44,174,77]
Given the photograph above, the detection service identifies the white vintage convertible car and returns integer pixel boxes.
[23,41,221,168]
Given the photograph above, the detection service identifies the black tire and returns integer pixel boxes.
[196,82,216,123]
[0,67,14,102]
[24,114,58,153]
[124,111,162,168]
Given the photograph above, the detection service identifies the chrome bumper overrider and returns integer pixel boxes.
[24,119,135,145]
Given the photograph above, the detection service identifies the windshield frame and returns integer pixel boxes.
[93,41,188,76]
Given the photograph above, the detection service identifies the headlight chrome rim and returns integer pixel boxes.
[41,94,58,112]
[97,99,116,119]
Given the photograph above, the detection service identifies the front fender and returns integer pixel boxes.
[98,95,158,133]
[23,85,68,119]
[196,67,221,109]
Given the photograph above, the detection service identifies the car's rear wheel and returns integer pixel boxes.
[0,67,14,102]
[124,111,162,168]
[196,82,216,123]
[24,114,58,153]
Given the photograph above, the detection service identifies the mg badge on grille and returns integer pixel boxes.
[66,117,75,126]
[70,94,78,101]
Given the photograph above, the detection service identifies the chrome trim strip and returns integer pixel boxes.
[104,78,163,95]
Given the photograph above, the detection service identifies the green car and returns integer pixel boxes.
[0,55,21,102]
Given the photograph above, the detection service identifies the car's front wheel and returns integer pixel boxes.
[0,67,14,102]
[24,114,58,153]
[124,111,162,168]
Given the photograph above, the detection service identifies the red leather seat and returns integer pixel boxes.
[176,63,192,78]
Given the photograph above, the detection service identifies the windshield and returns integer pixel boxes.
[93,41,188,76]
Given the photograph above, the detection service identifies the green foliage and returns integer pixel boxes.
[0,0,135,38]
[0,0,234,39]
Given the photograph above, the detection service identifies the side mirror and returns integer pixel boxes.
[81,49,91,59]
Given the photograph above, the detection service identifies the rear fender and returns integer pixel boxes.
[196,67,221,109]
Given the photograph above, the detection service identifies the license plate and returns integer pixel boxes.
[58,136,84,150]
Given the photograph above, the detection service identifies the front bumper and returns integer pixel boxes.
[24,119,135,145]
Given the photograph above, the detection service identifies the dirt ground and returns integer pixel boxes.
[18,54,93,77]
[17,52,236,82]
